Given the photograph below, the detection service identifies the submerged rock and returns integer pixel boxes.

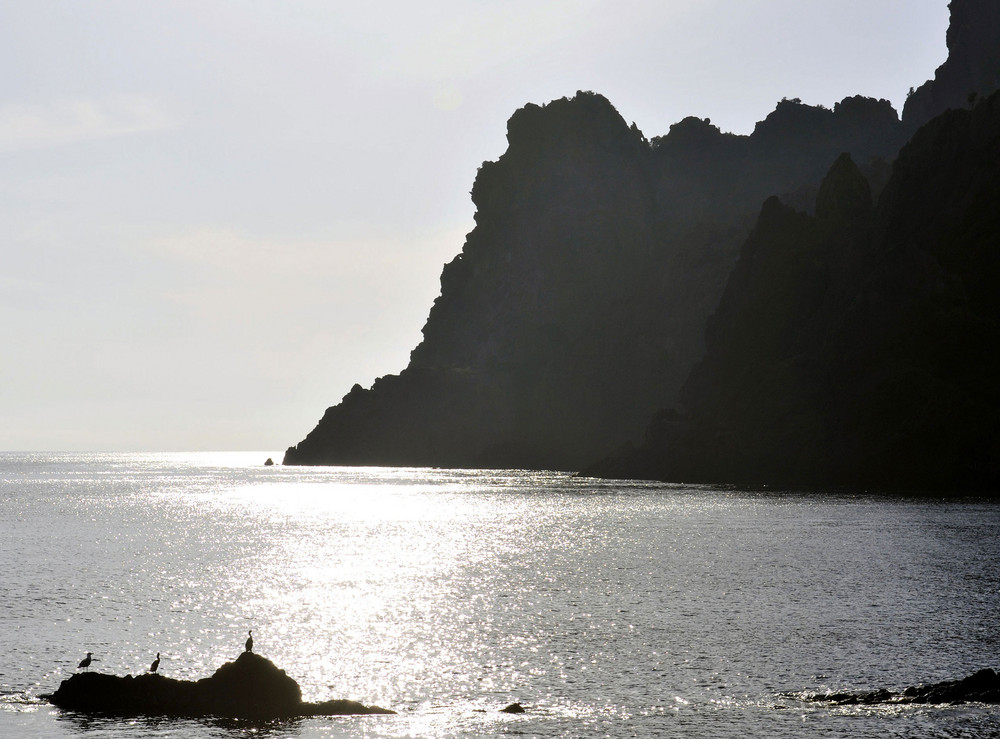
[48,652,394,719]
[799,669,1000,706]
[500,701,526,713]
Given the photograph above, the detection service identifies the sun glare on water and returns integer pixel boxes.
[165,466,548,708]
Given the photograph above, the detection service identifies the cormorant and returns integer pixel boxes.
[78,652,93,671]
[149,652,160,673]
[245,630,253,653]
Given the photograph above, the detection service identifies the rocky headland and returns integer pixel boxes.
[47,652,393,719]
[285,0,1000,493]
[284,92,906,471]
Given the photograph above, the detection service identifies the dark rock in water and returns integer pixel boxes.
[197,651,300,717]
[300,698,394,717]
[48,652,393,719]
[500,702,526,713]
[264,458,274,466]
[800,669,1000,706]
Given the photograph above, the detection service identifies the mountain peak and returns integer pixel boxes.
[815,153,873,226]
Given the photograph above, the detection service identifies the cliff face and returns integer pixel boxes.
[284,92,905,470]
[286,1,1000,478]
[902,0,1000,129]
[590,90,1000,492]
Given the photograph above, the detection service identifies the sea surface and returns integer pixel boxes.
[1,452,999,738]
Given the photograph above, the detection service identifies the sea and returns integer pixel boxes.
[1,452,998,738]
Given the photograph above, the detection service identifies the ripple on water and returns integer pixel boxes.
[1,455,1000,738]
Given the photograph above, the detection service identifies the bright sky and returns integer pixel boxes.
[1,1,950,452]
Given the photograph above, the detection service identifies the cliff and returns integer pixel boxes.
[285,0,1000,484]
[285,93,905,470]
[902,0,1000,130]
[588,89,1000,492]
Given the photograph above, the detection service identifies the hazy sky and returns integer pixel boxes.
[1,1,951,452]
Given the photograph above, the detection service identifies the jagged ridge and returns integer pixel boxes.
[286,0,1000,486]
[285,93,906,470]
[589,89,1000,491]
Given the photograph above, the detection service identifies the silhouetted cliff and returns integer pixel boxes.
[284,92,906,470]
[588,90,1000,492]
[286,1,1000,484]
[903,0,1000,130]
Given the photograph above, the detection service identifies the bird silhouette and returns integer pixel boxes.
[78,652,93,671]
[149,652,160,673]
[245,630,253,653]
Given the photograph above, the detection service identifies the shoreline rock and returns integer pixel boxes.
[798,669,1000,706]
[48,652,394,719]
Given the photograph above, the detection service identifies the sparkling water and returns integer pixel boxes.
[2,452,998,737]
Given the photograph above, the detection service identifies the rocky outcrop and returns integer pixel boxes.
[588,89,1000,492]
[47,652,393,719]
[798,668,1000,706]
[286,1,1000,478]
[285,92,906,471]
[902,0,1000,131]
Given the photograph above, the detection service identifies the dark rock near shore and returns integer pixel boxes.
[800,668,1000,706]
[48,652,393,719]
[500,702,526,713]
